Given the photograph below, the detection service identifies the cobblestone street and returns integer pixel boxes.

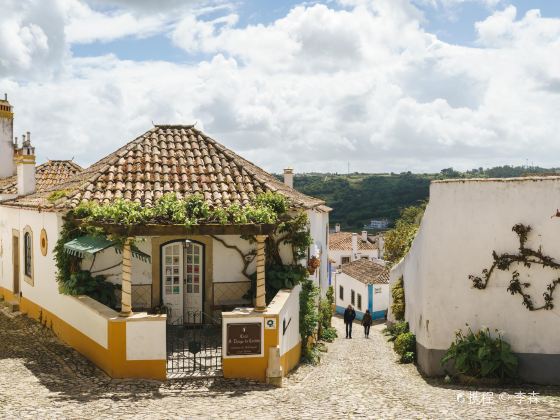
[1,311,560,419]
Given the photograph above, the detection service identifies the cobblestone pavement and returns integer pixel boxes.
[1,311,560,419]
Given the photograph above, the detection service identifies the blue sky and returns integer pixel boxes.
[71,1,560,61]
[2,0,560,173]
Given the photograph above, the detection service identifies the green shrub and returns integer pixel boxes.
[401,351,415,364]
[441,326,518,380]
[300,279,320,361]
[391,276,405,321]
[383,321,409,342]
[394,331,416,362]
[320,326,338,342]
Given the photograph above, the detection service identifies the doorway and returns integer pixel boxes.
[162,240,204,324]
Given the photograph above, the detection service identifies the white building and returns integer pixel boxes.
[0,96,330,379]
[328,225,382,268]
[390,177,560,385]
[334,259,389,320]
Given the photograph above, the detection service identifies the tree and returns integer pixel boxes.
[384,204,426,265]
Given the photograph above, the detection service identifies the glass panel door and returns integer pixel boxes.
[162,243,183,323]
[184,242,203,322]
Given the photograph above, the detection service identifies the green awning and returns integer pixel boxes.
[63,235,151,263]
[64,235,114,258]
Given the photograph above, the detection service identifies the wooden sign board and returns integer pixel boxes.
[226,322,262,356]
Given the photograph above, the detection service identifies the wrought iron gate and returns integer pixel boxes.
[166,310,222,378]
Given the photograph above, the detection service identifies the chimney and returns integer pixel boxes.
[16,131,36,196]
[0,94,15,178]
[351,233,358,261]
[335,223,341,233]
[283,167,294,189]
[361,231,368,242]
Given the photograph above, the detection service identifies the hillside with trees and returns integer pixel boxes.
[289,165,560,231]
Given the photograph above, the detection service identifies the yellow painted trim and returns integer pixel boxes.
[0,287,166,381]
[0,110,13,119]
[280,341,302,375]
[0,287,17,302]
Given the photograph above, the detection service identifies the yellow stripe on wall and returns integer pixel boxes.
[0,287,166,381]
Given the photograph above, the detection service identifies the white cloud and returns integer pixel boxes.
[1,0,560,174]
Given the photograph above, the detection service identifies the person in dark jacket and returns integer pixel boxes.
[362,310,373,338]
[343,305,356,338]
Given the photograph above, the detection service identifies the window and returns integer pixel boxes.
[339,285,344,301]
[357,294,362,310]
[22,226,34,286]
[351,289,355,305]
[341,256,350,265]
[375,287,382,294]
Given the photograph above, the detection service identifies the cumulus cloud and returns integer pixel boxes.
[1,0,560,173]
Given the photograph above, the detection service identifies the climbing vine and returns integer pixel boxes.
[470,223,560,311]
[74,192,279,227]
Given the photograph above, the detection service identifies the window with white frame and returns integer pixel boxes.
[351,289,355,305]
[357,293,362,310]
[339,285,344,301]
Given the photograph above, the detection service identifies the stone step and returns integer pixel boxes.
[6,300,20,313]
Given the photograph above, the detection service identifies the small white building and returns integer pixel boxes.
[328,226,382,268]
[334,259,389,320]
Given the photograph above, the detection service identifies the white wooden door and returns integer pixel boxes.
[162,243,183,324]
[184,242,203,322]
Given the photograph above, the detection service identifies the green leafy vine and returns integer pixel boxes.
[470,223,560,311]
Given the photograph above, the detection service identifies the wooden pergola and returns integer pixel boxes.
[75,221,276,316]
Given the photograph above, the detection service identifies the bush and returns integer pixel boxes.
[391,276,405,321]
[401,351,415,364]
[394,332,416,363]
[320,326,338,342]
[383,321,409,342]
[441,326,518,380]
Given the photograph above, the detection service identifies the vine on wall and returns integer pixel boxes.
[470,223,560,311]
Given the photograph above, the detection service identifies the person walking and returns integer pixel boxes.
[362,309,372,338]
[343,304,356,339]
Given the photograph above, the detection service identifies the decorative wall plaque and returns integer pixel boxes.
[226,322,262,356]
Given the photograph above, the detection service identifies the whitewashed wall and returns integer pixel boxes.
[335,272,368,315]
[308,209,329,293]
[126,318,166,360]
[0,207,111,348]
[83,237,152,286]
[372,284,389,315]
[390,178,560,381]
[278,284,301,356]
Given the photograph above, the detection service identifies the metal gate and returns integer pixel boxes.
[166,310,222,378]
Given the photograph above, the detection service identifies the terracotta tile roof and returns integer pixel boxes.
[0,160,83,195]
[328,232,378,251]
[340,259,389,284]
[2,125,324,211]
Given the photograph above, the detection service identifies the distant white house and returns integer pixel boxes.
[364,219,390,230]
[328,224,383,268]
[334,259,389,321]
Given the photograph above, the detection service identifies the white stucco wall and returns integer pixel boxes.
[278,284,301,356]
[390,178,560,355]
[0,207,110,348]
[372,284,389,315]
[307,208,330,294]
[335,272,368,314]
[126,318,166,360]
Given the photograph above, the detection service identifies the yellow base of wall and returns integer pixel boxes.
[280,342,302,375]
[0,287,166,381]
